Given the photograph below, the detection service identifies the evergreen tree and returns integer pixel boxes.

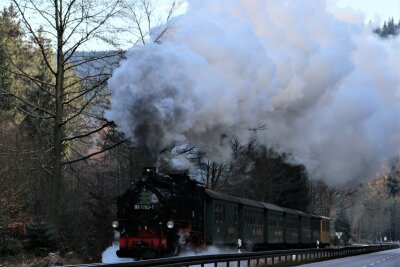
[26,221,59,256]
[335,207,351,245]
[373,18,400,38]
[388,199,400,241]
[385,162,400,241]
[0,6,25,112]
[386,162,400,198]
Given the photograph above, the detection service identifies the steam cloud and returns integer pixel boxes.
[102,242,134,263]
[105,0,400,184]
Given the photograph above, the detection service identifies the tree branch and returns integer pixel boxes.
[63,2,120,62]
[61,139,126,165]
[0,90,55,117]
[62,122,112,142]
[61,78,107,125]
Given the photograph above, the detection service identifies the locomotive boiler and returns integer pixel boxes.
[112,168,330,259]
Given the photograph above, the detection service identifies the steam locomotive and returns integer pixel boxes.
[112,168,330,259]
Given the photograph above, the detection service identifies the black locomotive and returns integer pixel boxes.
[113,168,330,259]
[113,167,205,258]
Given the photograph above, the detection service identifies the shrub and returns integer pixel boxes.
[26,221,59,256]
[0,237,24,255]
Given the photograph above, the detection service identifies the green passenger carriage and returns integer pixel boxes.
[203,189,330,250]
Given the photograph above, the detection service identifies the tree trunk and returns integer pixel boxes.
[50,0,64,225]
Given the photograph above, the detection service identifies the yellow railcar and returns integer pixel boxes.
[320,216,331,247]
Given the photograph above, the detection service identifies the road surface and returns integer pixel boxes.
[295,248,400,267]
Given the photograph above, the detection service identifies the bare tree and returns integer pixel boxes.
[197,159,228,190]
[119,0,182,45]
[1,0,123,224]
[308,180,335,216]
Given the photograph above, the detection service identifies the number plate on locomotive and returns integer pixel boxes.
[134,204,155,210]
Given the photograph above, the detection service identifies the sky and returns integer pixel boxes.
[1,0,399,23]
[178,0,400,24]
[1,0,399,50]
[334,0,400,23]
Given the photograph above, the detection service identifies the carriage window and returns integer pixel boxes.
[233,207,238,225]
[215,204,225,223]
[249,211,252,226]
[269,215,277,228]
[248,210,252,226]
[214,205,219,223]
[257,213,260,226]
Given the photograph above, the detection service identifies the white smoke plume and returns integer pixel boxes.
[102,232,135,263]
[105,0,400,185]
[101,242,135,263]
[180,245,237,257]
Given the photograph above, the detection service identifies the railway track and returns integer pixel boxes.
[62,244,399,267]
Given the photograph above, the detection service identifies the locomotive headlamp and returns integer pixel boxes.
[112,221,119,228]
[167,221,174,229]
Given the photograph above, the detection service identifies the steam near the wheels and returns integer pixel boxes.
[105,0,400,185]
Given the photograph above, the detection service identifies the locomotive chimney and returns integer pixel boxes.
[142,167,157,175]
[139,167,157,183]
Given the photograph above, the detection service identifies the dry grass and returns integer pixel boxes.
[0,252,83,267]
